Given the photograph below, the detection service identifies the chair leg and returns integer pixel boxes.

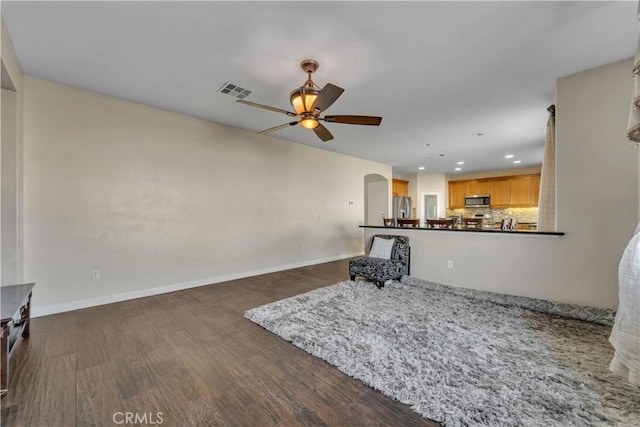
[350,274,355,281]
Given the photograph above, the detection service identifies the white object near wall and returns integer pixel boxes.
[609,224,640,386]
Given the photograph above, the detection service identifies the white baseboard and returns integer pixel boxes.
[31,252,363,318]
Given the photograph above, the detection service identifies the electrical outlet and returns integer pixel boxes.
[91,270,100,280]
[447,260,453,269]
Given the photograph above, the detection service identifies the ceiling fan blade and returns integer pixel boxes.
[237,100,297,117]
[323,115,383,126]
[258,121,299,135]
[311,83,344,113]
[313,123,334,142]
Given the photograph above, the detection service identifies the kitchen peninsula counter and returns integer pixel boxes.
[358,224,572,307]
[360,225,564,236]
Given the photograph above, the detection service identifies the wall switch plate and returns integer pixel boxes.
[447,260,453,269]
[91,270,100,280]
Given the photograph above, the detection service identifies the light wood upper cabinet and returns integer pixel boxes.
[392,179,409,197]
[462,180,491,197]
[477,180,491,195]
[509,175,532,206]
[465,181,479,196]
[508,175,541,207]
[448,174,541,208]
[448,181,466,209]
[490,178,511,207]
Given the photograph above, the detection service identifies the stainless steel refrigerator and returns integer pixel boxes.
[392,196,412,219]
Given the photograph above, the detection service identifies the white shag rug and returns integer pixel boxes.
[244,278,640,427]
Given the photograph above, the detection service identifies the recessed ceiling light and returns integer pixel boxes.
[418,166,425,170]
[455,167,462,171]
[471,132,484,137]
[439,154,445,157]
[456,161,464,165]
[422,144,430,147]
[513,160,522,164]
[505,154,514,159]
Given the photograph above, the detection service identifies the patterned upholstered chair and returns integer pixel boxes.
[349,235,410,288]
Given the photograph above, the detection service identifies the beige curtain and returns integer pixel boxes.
[536,105,556,232]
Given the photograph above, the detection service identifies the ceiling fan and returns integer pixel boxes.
[237,59,382,142]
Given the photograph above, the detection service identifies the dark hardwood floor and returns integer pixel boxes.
[1,260,438,426]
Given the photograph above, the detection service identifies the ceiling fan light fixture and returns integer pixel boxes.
[300,117,319,129]
[238,59,380,143]
[290,87,319,115]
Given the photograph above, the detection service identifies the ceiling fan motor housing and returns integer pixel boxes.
[300,59,319,74]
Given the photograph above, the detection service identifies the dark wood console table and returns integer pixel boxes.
[1,283,34,397]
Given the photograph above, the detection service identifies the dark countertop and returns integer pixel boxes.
[360,225,564,236]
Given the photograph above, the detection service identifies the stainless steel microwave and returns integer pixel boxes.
[465,195,491,207]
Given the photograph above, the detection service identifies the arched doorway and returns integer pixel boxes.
[364,174,389,226]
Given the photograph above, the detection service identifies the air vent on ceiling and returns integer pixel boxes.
[218,82,251,99]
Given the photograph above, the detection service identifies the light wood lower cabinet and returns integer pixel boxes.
[448,173,541,208]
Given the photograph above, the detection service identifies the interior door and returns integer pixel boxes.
[424,194,438,220]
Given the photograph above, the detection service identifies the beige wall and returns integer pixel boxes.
[555,57,638,304]
[366,59,638,309]
[1,17,24,285]
[23,76,390,315]
[2,88,18,285]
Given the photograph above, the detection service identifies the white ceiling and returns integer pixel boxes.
[2,1,637,174]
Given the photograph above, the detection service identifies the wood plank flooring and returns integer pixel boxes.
[1,260,439,426]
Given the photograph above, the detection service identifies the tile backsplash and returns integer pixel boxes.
[446,207,538,223]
